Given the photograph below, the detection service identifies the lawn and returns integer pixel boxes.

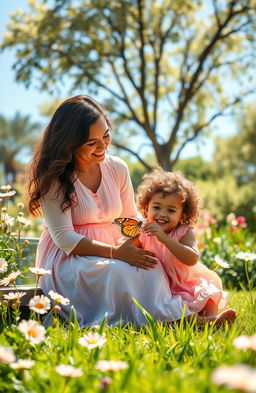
[1,188,256,392]
[0,290,255,393]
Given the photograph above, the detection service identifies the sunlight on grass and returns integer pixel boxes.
[0,290,255,393]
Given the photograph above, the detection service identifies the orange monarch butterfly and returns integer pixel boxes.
[113,217,143,238]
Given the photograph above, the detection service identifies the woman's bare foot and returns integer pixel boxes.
[196,308,237,327]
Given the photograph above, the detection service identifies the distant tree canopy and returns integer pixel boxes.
[2,0,256,170]
[213,105,256,185]
[0,113,39,183]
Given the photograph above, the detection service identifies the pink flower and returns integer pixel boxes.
[236,216,247,228]
[208,217,216,224]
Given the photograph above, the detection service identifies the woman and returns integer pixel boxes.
[28,95,191,326]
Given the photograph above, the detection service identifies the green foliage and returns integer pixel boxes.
[213,105,256,185]
[0,113,40,184]
[197,175,256,229]
[0,291,255,393]
[199,226,256,290]
[0,185,34,288]
[1,0,256,169]
[174,156,214,181]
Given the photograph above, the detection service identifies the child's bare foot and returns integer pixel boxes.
[188,309,237,327]
[196,308,237,327]
[213,309,237,326]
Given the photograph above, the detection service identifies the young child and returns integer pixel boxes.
[135,167,237,325]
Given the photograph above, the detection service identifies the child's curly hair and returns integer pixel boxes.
[136,167,201,225]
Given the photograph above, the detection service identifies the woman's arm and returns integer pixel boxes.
[42,185,156,269]
[73,235,156,270]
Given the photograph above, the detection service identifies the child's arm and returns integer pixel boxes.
[143,223,199,266]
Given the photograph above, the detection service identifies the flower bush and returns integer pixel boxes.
[0,185,31,282]
[195,210,256,290]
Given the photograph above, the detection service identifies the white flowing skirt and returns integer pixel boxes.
[36,230,192,327]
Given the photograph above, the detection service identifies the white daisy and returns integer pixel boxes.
[4,291,26,301]
[16,216,31,226]
[0,190,16,198]
[1,213,15,226]
[29,267,52,277]
[236,252,256,261]
[48,290,70,305]
[0,270,21,286]
[95,360,128,372]
[233,334,256,351]
[10,359,35,370]
[78,332,106,349]
[18,319,46,344]
[214,255,230,268]
[212,364,256,392]
[29,295,51,314]
[0,257,8,274]
[0,346,16,364]
[55,364,83,378]
[1,185,12,192]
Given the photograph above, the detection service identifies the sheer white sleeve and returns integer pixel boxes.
[41,186,85,256]
[117,158,138,218]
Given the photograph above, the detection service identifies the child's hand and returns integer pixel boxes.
[143,222,168,243]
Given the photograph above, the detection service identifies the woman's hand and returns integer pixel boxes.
[113,237,158,270]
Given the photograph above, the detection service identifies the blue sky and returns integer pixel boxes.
[0,1,244,162]
[0,1,58,125]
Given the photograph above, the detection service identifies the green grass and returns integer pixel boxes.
[0,290,256,393]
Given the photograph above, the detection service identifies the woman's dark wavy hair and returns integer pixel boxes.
[28,95,111,216]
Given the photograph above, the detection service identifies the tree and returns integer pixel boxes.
[0,113,40,183]
[2,0,256,170]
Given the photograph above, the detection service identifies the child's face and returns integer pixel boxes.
[145,192,184,233]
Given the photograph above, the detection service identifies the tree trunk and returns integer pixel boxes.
[156,145,172,171]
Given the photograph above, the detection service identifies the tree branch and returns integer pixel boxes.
[109,61,145,128]
[167,2,252,154]
[211,0,221,27]
[112,139,153,171]
[48,45,127,104]
[171,90,255,165]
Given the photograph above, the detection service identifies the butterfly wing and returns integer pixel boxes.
[113,217,142,238]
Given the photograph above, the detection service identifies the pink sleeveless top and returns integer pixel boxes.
[140,224,228,312]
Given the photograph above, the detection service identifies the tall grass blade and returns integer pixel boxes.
[132,297,163,343]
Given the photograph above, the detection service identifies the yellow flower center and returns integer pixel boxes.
[35,302,45,309]
[28,329,37,337]
[88,339,98,344]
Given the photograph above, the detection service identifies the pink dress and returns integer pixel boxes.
[36,156,193,326]
[140,224,228,313]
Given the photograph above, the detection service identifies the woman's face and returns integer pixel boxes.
[74,116,111,169]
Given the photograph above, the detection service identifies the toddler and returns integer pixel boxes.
[135,168,236,325]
